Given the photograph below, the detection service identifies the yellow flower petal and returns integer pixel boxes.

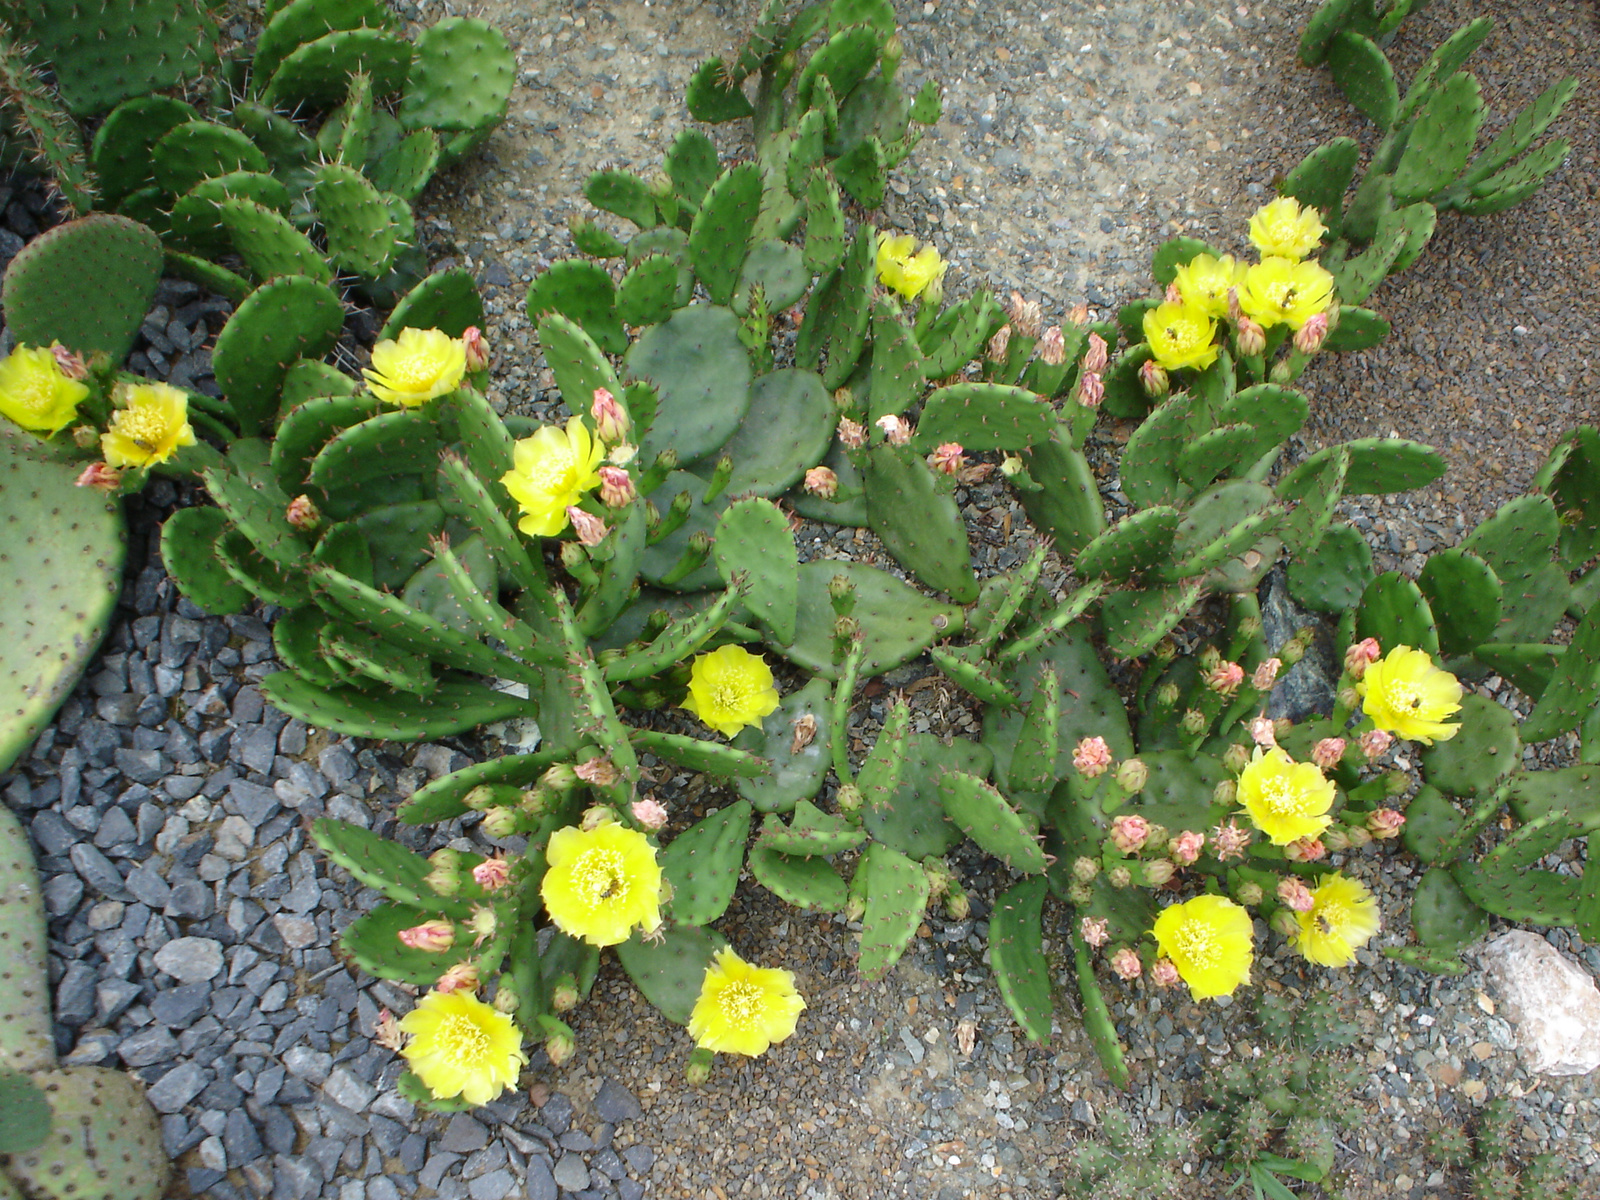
[0,346,88,436]
[1238,256,1335,330]
[1293,873,1381,967]
[1151,894,1254,1001]
[680,644,781,738]
[1356,645,1463,744]
[1141,300,1219,372]
[875,231,947,302]
[688,946,806,1056]
[500,417,606,538]
[100,381,196,468]
[363,327,467,406]
[1248,197,1328,261]
[1237,747,1336,847]
[1172,254,1243,319]
[540,820,663,947]
[399,990,528,1106]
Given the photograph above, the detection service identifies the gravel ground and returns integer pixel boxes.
[3,0,1599,1198]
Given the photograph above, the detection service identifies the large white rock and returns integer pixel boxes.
[1478,930,1600,1076]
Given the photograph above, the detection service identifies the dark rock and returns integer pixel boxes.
[224,1109,265,1166]
[439,1113,490,1153]
[54,961,97,1026]
[150,983,211,1028]
[593,1077,642,1123]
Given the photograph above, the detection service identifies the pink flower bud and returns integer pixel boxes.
[1150,958,1181,988]
[1164,282,1182,304]
[1110,947,1143,980]
[285,494,322,532]
[1367,808,1406,839]
[462,325,489,372]
[598,465,636,507]
[1293,312,1329,355]
[837,417,868,448]
[1359,729,1394,760]
[1169,830,1205,866]
[1344,637,1382,679]
[398,920,455,952]
[1251,658,1282,691]
[1140,359,1169,397]
[591,386,629,443]
[74,462,122,492]
[1206,661,1245,695]
[631,798,668,830]
[436,962,480,994]
[1227,287,1243,323]
[1082,332,1109,375]
[472,854,513,890]
[1284,837,1327,863]
[373,1009,405,1050]
[927,442,965,476]
[1110,814,1149,854]
[987,324,1011,362]
[1277,877,1315,912]
[804,465,839,497]
[1312,737,1347,771]
[1068,303,1091,326]
[1072,736,1112,779]
[1038,325,1066,366]
[50,342,88,381]
[575,756,619,787]
[567,506,609,547]
[1248,716,1278,749]
[1080,916,1110,947]
[1210,821,1251,862]
[1236,317,1266,357]
[876,414,912,446]
[1076,371,1104,409]
[1008,292,1042,339]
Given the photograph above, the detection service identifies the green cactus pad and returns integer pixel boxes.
[712,498,799,643]
[802,168,847,276]
[863,734,988,859]
[715,369,835,499]
[168,170,295,256]
[1165,479,1285,581]
[1276,445,1350,557]
[628,730,769,780]
[152,120,269,195]
[163,249,252,306]
[1134,749,1226,834]
[252,0,398,86]
[863,443,976,602]
[262,669,527,740]
[0,433,125,778]
[1509,764,1600,835]
[937,771,1046,873]
[397,752,557,824]
[1418,548,1502,657]
[0,805,52,1073]
[795,226,874,388]
[261,27,412,108]
[583,170,658,229]
[1474,641,1564,700]
[688,163,762,306]
[159,506,251,616]
[217,197,334,286]
[1420,693,1519,797]
[271,394,383,494]
[661,801,751,926]
[1321,306,1391,352]
[527,260,625,356]
[990,876,1052,1044]
[325,624,437,695]
[1017,437,1106,559]
[911,383,1056,453]
[747,842,849,912]
[1,213,161,362]
[1401,787,1465,867]
[271,606,345,690]
[1117,389,1207,508]
[379,268,484,341]
[637,471,726,593]
[629,306,752,468]
[856,843,932,980]
[1454,857,1579,927]
[90,95,198,204]
[664,128,719,207]
[311,817,468,915]
[2,1067,168,1200]
[0,1067,50,1154]
[1281,138,1359,235]
[1287,523,1374,613]
[1355,571,1439,655]
[1007,667,1060,794]
[755,800,863,858]
[398,18,514,133]
[735,239,809,314]
[1101,579,1208,659]
[313,163,401,278]
[217,529,311,608]
[615,254,687,328]
[1326,31,1397,129]
[22,0,215,116]
[306,410,443,520]
[776,563,962,680]
[1520,603,1600,742]
[1393,72,1482,203]
[733,677,832,813]
[615,924,726,1025]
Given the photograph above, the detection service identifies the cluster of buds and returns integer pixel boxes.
[1076,331,1108,408]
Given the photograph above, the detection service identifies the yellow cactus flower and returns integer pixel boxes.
[680,644,781,738]
[1172,253,1244,319]
[398,989,528,1106]
[1151,894,1254,1001]
[363,327,467,406]
[875,231,946,302]
[540,819,663,947]
[500,417,606,538]
[1237,257,1335,330]
[1237,746,1336,847]
[688,946,806,1056]
[1141,300,1219,372]
[100,381,196,468]
[1356,645,1463,745]
[0,345,88,436]
[1292,873,1381,967]
[1248,197,1328,261]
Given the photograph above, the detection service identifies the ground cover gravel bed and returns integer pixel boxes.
[2,0,1598,1196]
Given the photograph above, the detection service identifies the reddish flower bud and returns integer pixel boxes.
[286,494,322,532]
[1367,808,1406,839]
[1293,312,1329,355]
[1150,958,1181,988]
[1080,916,1110,948]
[462,325,489,372]
[1076,371,1104,409]
[1110,947,1143,980]
[804,465,839,497]
[598,465,635,507]
[1360,729,1393,760]
[1082,332,1109,375]
[837,416,868,448]
[398,920,455,952]
[567,506,609,547]
[472,854,513,890]
[1344,637,1382,679]
[74,462,122,492]
[631,798,668,830]
[1110,814,1149,854]
[1139,358,1169,398]
[927,442,965,476]
[590,386,629,443]
[1072,735,1112,779]
[1311,737,1347,771]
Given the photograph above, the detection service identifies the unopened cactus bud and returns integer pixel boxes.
[550,974,580,1013]
[1154,681,1181,708]
[589,387,629,444]
[1236,316,1266,357]
[1139,358,1168,397]
[631,798,668,830]
[520,786,549,817]
[837,416,868,448]
[1384,769,1408,796]
[74,462,123,491]
[579,804,620,831]
[1234,880,1264,906]
[568,506,609,547]
[1222,742,1252,773]
[492,987,518,1014]
[1251,658,1282,691]
[1322,825,1352,852]
[685,1047,714,1084]
[1080,916,1110,947]
[545,1025,576,1067]
[1211,820,1250,861]
[425,849,462,896]
[1169,830,1204,866]
[473,854,512,891]
[1080,331,1108,375]
[1199,645,1223,672]
[463,785,501,811]
[1075,371,1104,408]
[833,614,860,642]
[1072,856,1100,883]
[1008,292,1042,339]
[944,886,971,920]
[927,442,965,476]
[1284,837,1326,863]
[1143,859,1175,886]
[437,961,481,993]
[1142,823,1169,848]
[541,763,580,792]
[460,325,488,372]
[398,920,455,952]
[598,465,635,507]
[71,425,99,450]
[286,494,322,532]
[1068,302,1091,325]
[1279,633,1310,667]
[559,541,588,572]
[836,783,863,814]
[466,906,497,947]
[1344,637,1382,679]
[804,465,839,497]
[986,324,1011,362]
[875,414,912,445]
[481,806,521,838]
[1072,735,1113,778]
[1038,324,1066,365]
[1110,947,1142,980]
[1248,717,1278,749]
[844,891,866,922]
[1114,757,1148,793]
[1311,738,1347,771]
[1150,958,1181,988]
[576,757,620,788]
[1206,661,1245,695]
[1270,908,1302,937]
[1293,312,1329,355]
[1067,880,1095,906]
[881,32,904,76]
[1360,729,1393,760]
[1107,865,1133,889]
[1213,779,1238,805]
[999,454,1025,478]
[1367,809,1405,839]
[1111,814,1149,853]
[1345,825,1372,849]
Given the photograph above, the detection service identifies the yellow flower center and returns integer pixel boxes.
[1259,777,1309,815]
[571,847,631,909]
[1312,902,1350,939]
[434,1011,492,1064]
[522,448,578,493]
[1381,678,1427,713]
[389,353,446,387]
[717,980,766,1029]
[1160,321,1200,349]
[115,405,174,450]
[1172,920,1219,970]
[708,677,753,713]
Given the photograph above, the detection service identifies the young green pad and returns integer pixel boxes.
[311,818,471,916]
[1075,507,1181,584]
[777,561,963,678]
[748,842,849,912]
[937,771,1047,873]
[990,876,1052,1044]
[399,751,559,823]
[713,498,799,644]
[735,676,832,813]
[526,259,626,356]
[251,0,399,86]
[313,162,400,278]
[688,163,762,306]
[856,843,932,981]
[262,671,528,740]
[91,95,198,204]
[160,506,251,616]
[1392,72,1482,204]
[1400,785,1470,866]
[1276,445,1349,557]
[615,925,727,1026]
[1326,31,1397,130]
[661,801,752,926]
[864,442,978,603]
[1100,579,1208,659]
[1354,571,1439,655]
[756,801,866,857]
[1286,523,1375,613]
[398,18,514,133]
[1420,693,1519,796]
[863,733,987,859]
[856,696,913,811]
[261,28,413,108]
[217,197,334,285]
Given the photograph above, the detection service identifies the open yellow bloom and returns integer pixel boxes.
[1172,254,1244,319]
[1357,645,1462,744]
[500,417,606,538]
[101,381,196,468]
[1248,197,1327,261]
[680,644,781,738]
[540,819,663,947]
[1151,894,1254,1001]
[688,946,806,1056]
[0,345,88,435]
[1292,873,1381,967]
[875,231,946,302]
[1237,747,1336,847]
[1238,257,1335,330]
[1142,300,1219,372]
[399,990,528,1105]
[363,327,467,406]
